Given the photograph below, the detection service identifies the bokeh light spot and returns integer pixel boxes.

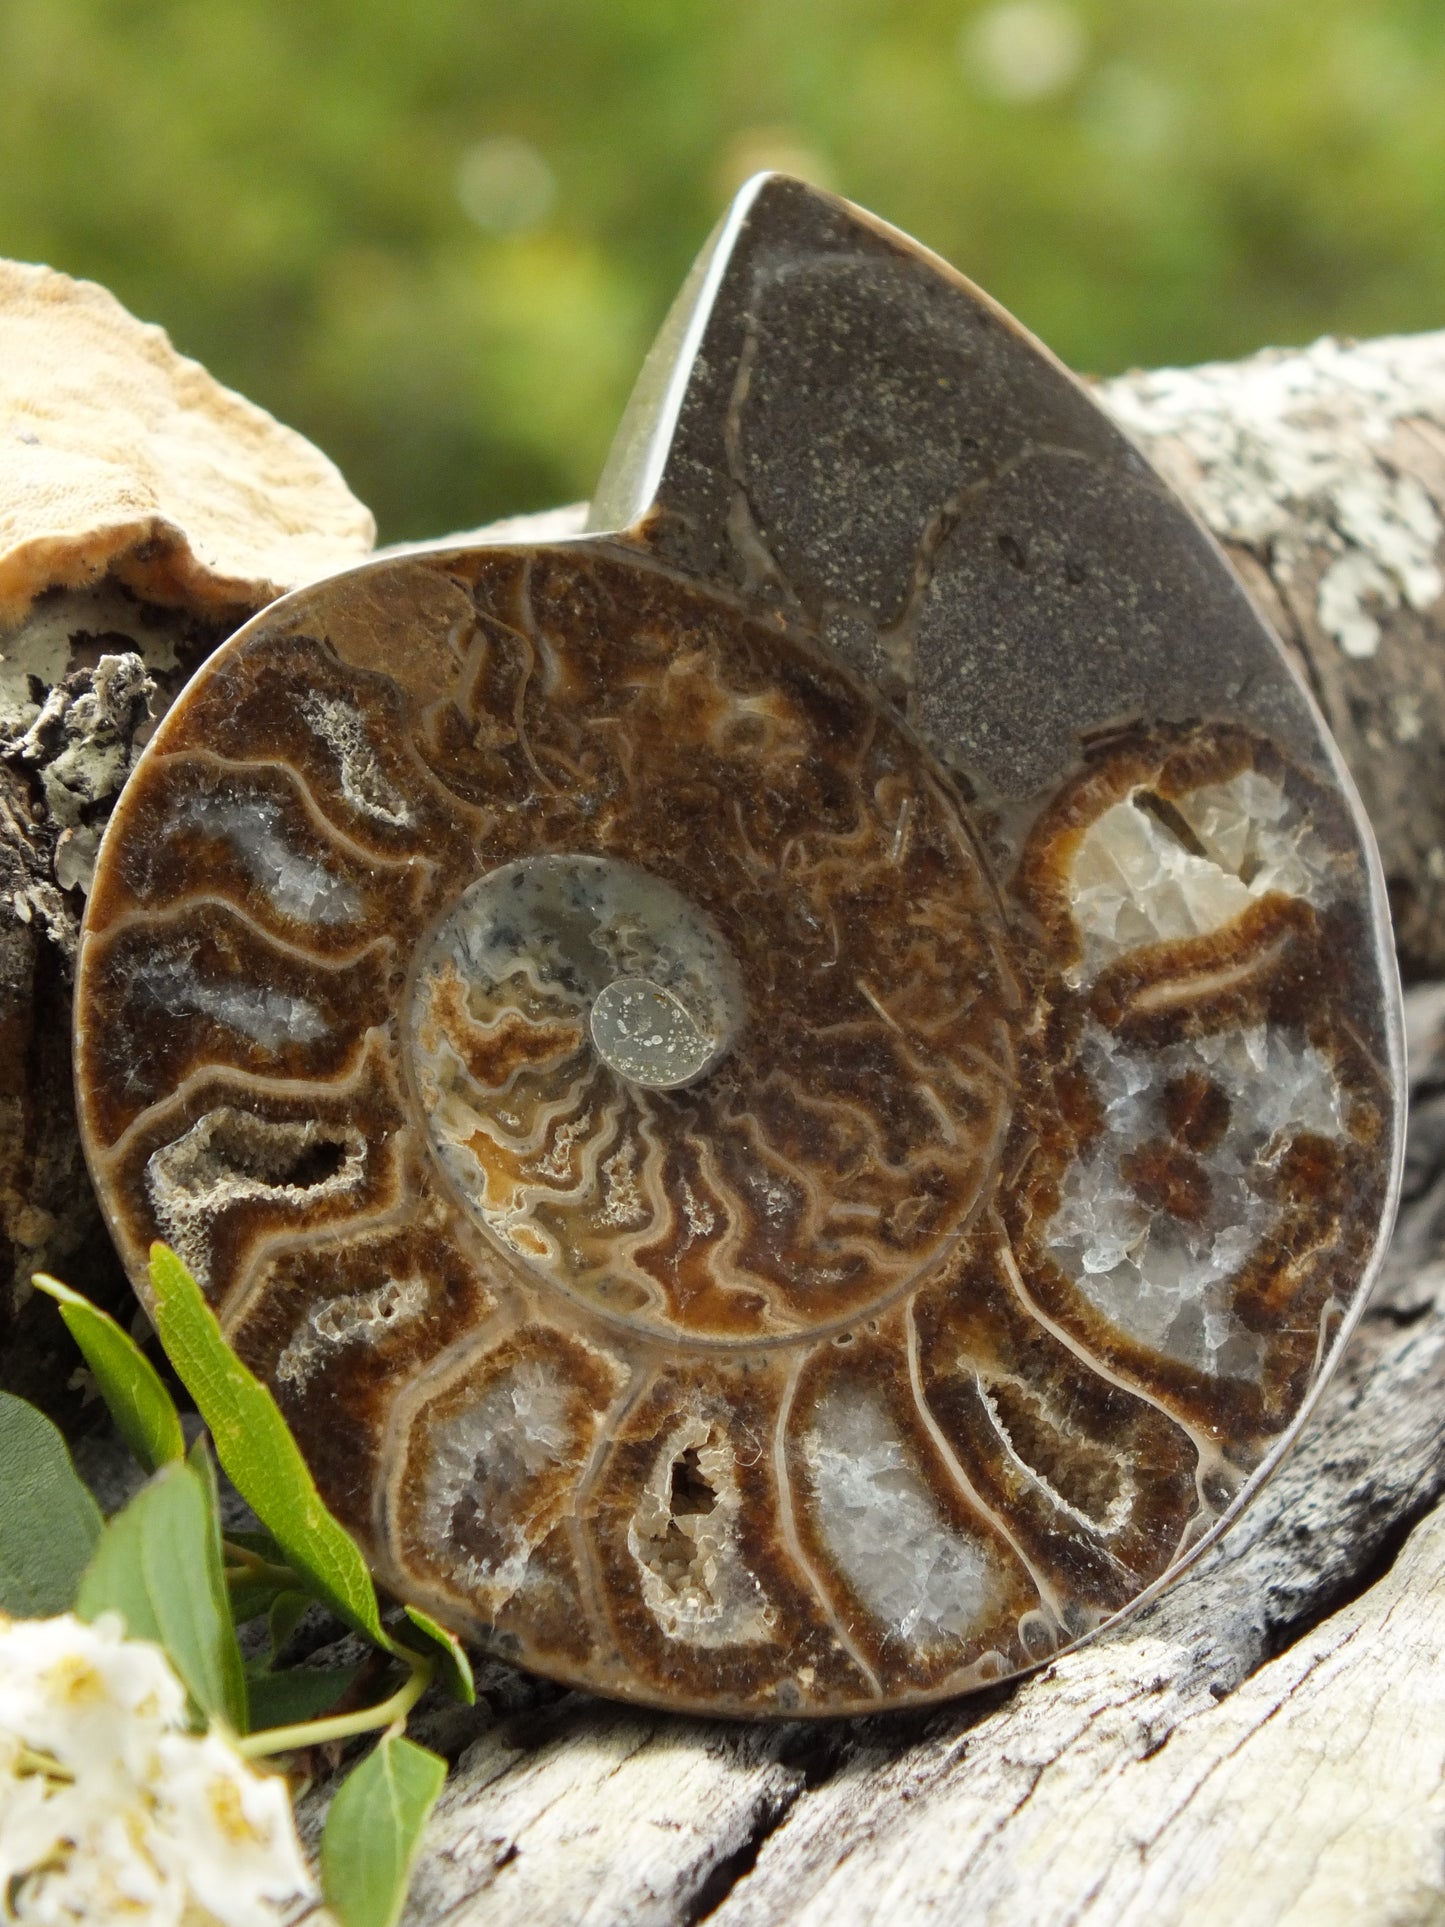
[961,1,1088,102]
[456,137,557,235]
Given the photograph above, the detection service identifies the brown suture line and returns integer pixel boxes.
[92,894,397,973]
[904,1300,1068,1633]
[156,748,431,872]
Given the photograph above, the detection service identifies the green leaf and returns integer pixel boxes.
[247,1663,359,1731]
[33,1273,184,1475]
[228,1575,295,1626]
[265,1589,313,1668]
[401,1605,475,1706]
[322,1733,446,1927]
[0,1391,102,1615]
[186,1436,251,1724]
[76,1455,248,1733]
[225,1528,298,1622]
[147,1244,391,1650]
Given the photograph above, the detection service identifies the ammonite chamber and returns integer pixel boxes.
[74,176,1404,1716]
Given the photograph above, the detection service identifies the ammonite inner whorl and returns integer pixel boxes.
[74,175,1403,1718]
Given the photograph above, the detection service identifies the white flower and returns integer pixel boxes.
[0,1611,314,1925]
[151,1730,310,1926]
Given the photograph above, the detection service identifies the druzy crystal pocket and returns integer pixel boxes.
[74,176,1403,1716]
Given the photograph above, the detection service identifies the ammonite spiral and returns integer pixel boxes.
[74,176,1403,1716]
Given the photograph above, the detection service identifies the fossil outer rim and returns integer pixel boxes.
[71,173,1404,1718]
[73,538,1399,1718]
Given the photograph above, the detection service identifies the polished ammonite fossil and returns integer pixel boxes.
[73,176,1404,1716]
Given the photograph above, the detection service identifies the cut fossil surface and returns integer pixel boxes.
[74,176,1403,1716]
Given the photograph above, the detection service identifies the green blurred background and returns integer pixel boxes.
[2,0,1443,542]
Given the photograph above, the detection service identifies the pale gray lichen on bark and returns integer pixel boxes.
[1101,335,1445,664]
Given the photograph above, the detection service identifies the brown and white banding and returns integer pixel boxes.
[74,548,1393,1716]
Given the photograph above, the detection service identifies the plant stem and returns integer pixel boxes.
[236,1649,433,1758]
[223,1540,300,1588]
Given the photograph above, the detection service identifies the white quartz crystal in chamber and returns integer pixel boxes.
[1045,1024,1345,1379]
[1067,770,1333,979]
[802,1387,998,1644]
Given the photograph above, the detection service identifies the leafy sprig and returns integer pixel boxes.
[0,1246,471,1927]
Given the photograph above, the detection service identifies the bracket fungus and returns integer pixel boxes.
[0,257,372,1408]
[74,179,1403,1716]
